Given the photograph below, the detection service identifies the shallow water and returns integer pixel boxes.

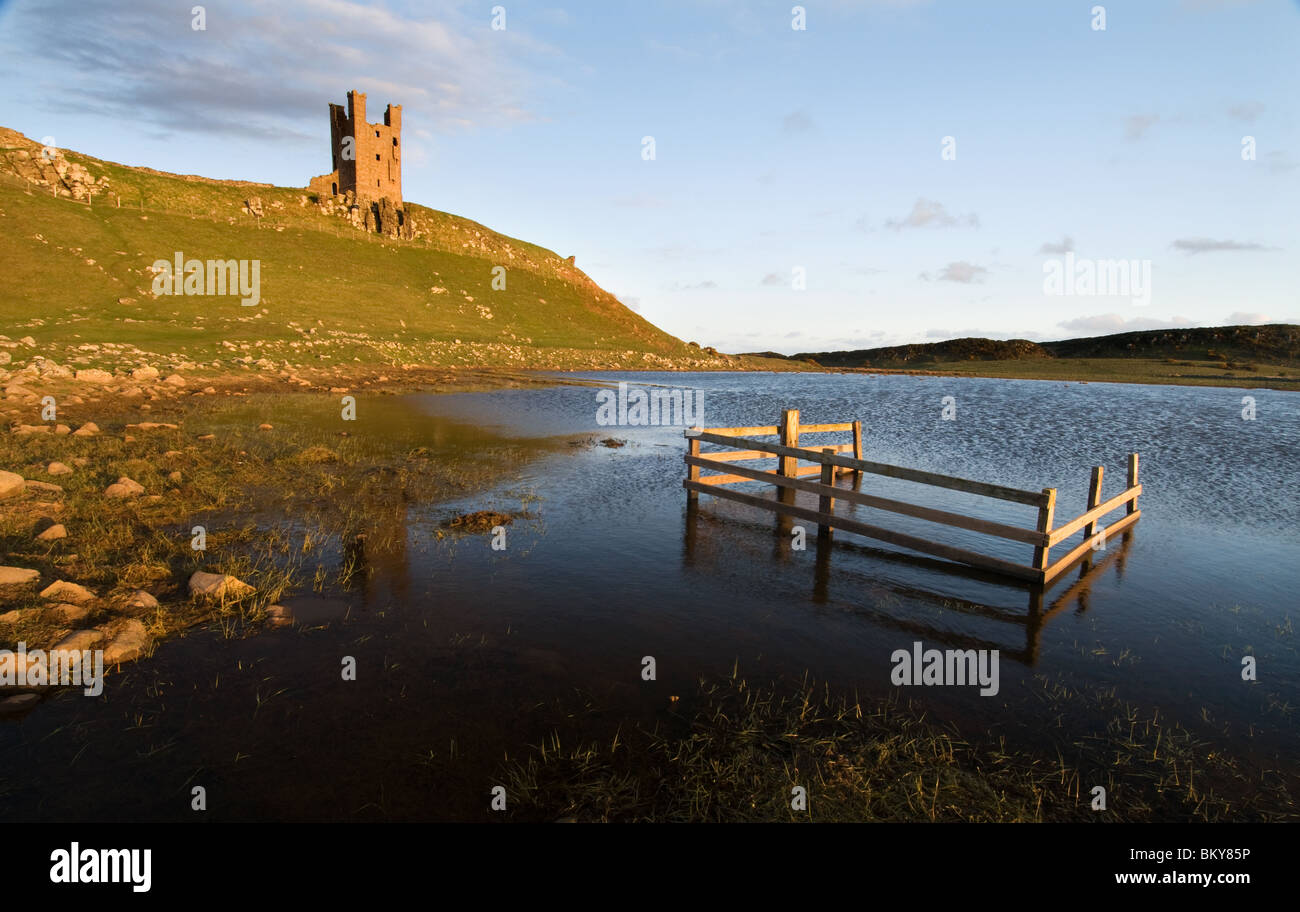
[2,372,1297,820]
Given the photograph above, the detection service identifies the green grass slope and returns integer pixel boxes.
[1,128,739,374]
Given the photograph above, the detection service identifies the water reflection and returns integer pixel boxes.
[684,497,1137,666]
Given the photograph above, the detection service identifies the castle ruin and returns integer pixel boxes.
[309,90,413,238]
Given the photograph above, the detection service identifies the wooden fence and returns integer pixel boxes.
[683,409,1141,585]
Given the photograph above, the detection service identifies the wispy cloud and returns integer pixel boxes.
[1057,314,1193,333]
[1124,114,1160,141]
[885,198,978,231]
[0,0,563,139]
[1172,237,1270,254]
[923,261,987,283]
[782,110,814,134]
[1038,236,1074,255]
[1227,102,1266,122]
[1224,311,1272,325]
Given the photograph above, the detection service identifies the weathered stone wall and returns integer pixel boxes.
[317,90,401,207]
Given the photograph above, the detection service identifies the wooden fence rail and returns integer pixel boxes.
[683,409,1141,585]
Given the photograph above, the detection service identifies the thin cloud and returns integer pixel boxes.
[760,273,784,286]
[1038,237,1074,255]
[2,0,562,140]
[1124,114,1160,141]
[1058,314,1193,333]
[1172,237,1270,254]
[936,261,987,283]
[782,110,814,134]
[1227,102,1266,122]
[1224,311,1272,325]
[885,198,978,231]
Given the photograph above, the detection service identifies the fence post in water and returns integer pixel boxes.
[686,433,700,505]
[779,409,800,477]
[1127,453,1139,515]
[1032,488,1057,573]
[1083,465,1104,540]
[818,448,836,540]
[851,420,863,479]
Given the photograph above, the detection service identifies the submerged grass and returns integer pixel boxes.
[501,668,1298,823]
[0,383,530,653]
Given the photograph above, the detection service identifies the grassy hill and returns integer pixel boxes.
[0,127,763,377]
[773,325,1300,390]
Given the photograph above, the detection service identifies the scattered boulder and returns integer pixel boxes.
[257,423,273,431]
[167,470,182,482]
[74,368,114,383]
[12,424,50,435]
[35,523,67,542]
[39,580,97,604]
[188,571,255,600]
[125,590,158,610]
[0,470,24,500]
[162,374,186,387]
[265,604,292,628]
[104,476,145,498]
[0,607,40,624]
[71,457,90,467]
[102,619,150,664]
[0,566,40,586]
[131,366,160,381]
[47,461,72,476]
[51,602,90,623]
[0,694,40,716]
[125,422,178,431]
[72,422,100,437]
[25,481,62,495]
[51,629,104,654]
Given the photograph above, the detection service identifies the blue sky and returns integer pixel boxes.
[1,0,1296,354]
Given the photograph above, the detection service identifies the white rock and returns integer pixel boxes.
[0,470,24,500]
[0,566,40,586]
[104,476,144,498]
[39,579,97,604]
[51,629,104,653]
[102,619,150,664]
[126,590,158,609]
[188,571,255,600]
[74,368,114,383]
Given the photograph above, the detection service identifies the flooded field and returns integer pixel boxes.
[2,372,1296,820]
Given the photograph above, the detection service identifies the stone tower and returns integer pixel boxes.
[309,90,402,206]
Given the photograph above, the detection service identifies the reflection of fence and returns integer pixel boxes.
[681,502,1139,666]
[683,409,1141,585]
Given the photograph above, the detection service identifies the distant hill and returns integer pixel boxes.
[775,325,1300,369]
[0,127,778,375]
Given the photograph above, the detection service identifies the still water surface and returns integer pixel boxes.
[2,372,1296,819]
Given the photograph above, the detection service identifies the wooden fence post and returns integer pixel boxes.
[686,434,700,504]
[1127,453,1139,515]
[818,448,836,539]
[1032,488,1057,573]
[1083,466,1104,540]
[779,409,799,477]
